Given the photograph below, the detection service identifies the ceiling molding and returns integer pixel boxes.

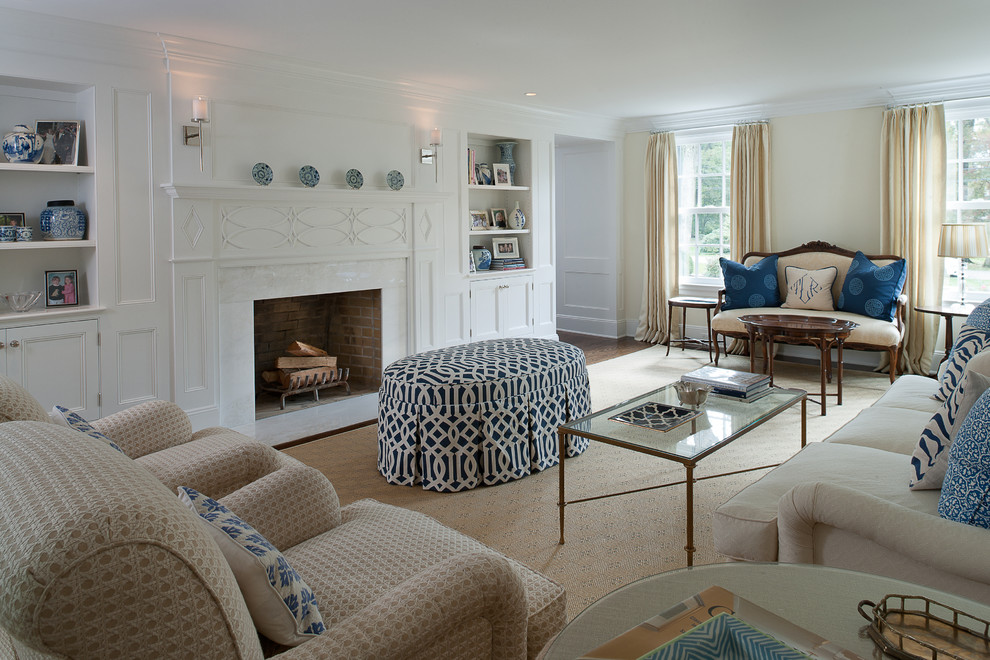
[886,74,990,106]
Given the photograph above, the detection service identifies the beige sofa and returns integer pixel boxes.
[712,241,907,383]
[0,377,566,659]
[712,373,990,604]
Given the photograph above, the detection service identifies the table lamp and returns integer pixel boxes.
[938,223,989,304]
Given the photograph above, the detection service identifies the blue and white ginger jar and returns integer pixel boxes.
[3,124,44,164]
[472,246,492,270]
[40,200,87,240]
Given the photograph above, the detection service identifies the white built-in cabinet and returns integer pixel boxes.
[464,133,537,340]
[469,275,535,340]
[0,76,101,416]
[1,319,100,418]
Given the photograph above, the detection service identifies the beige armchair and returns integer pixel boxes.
[0,419,565,658]
[0,374,290,498]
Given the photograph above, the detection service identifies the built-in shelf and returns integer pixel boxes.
[469,229,530,235]
[0,239,96,250]
[467,184,530,191]
[0,304,105,323]
[0,162,93,173]
[468,268,533,278]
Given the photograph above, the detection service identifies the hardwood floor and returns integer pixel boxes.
[557,331,653,366]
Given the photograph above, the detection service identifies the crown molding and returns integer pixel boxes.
[886,74,990,107]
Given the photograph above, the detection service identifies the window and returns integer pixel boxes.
[677,130,732,284]
[945,111,990,303]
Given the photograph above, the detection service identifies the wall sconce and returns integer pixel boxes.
[183,96,210,171]
[420,127,442,182]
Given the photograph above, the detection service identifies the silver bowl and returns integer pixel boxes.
[673,380,712,406]
[2,291,43,312]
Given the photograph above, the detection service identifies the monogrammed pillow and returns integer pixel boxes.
[781,266,837,311]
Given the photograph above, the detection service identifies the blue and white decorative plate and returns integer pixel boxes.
[345,168,364,189]
[299,165,320,188]
[386,169,404,191]
[252,162,273,186]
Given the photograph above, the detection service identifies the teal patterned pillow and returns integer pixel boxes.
[178,486,325,645]
[939,388,990,528]
[936,325,990,401]
[967,299,990,331]
[719,255,781,311]
[49,405,125,454]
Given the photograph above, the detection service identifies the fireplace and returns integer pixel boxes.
[216,257,409,430]
[253,290,382,419]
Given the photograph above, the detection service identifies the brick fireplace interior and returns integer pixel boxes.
[253,289,382,419]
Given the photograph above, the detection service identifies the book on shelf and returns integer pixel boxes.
[710,385,773,402]
[681,366,770,394]
[489,258,526,270]
[468,148,478,185]
[579,585,861,660]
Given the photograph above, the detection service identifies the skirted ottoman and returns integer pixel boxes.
[377,338,592,492]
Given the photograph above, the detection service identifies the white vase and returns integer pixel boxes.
[509,202,526,230]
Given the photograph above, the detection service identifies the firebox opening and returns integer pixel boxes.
[253,289,382,420]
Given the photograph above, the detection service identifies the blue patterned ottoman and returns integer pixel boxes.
[377,338,592,492]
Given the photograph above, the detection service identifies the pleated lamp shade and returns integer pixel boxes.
[938,223,990,259]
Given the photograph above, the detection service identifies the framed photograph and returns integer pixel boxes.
[493,162,511,187]
[0,213,25,226]
[45,269,78,307]
[35,121,80,166]
[492,237,520,259]
[469,209,490,230]
[490,208,508,229]
[468,251,477,273]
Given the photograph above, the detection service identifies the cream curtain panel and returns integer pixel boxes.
[881,103,946,376]
[724,122,772,354]
[730,123,773,257]
[635,132,679,344]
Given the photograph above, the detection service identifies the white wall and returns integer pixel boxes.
[554,138,621,336]
[620,107,885,338]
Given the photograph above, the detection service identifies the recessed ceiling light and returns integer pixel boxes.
[524,92,537,97]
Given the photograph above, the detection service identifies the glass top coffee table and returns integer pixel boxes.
[557,382,806,566]
[541,562,990,660]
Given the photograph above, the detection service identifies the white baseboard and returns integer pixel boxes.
[556,315,623,338]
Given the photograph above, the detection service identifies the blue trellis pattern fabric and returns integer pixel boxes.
[177,486,325,645]
[718,256,781,311]
[781,265,837,311]
[641,613,807,660]
[938,389,990,528]
[967,299,990,331]
[836,251,907,322]
[911,370,990,489]
[936,325,990,401]
[377,338,592,492]
[49,404,125,454]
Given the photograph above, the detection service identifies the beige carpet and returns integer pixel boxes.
[284,347,892,619]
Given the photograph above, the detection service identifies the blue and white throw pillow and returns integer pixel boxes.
[836,251,907,322]
[49,405,125,454]
[911,368,990,489]
[178,486,325,645]
[966,299,990,331]
[938,388,990,528]
[719,255,781,311]
[936,326,990,401]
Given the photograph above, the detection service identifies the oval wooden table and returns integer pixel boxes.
[738,314,858,416]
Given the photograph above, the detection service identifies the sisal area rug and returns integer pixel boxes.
[284,346,892,619]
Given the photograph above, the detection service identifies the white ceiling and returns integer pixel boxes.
[1,0,989,120]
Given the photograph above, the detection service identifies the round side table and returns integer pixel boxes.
[915,303,973,370]
[665,296,718,361]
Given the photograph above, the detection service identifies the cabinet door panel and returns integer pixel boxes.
[7,320,99,418]
[469,280,501,341]
[500,279,534,337]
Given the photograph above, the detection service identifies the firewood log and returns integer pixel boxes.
[286,341,327,357]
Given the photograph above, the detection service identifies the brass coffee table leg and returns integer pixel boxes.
[558,428,566,544]
[685,464,695,567]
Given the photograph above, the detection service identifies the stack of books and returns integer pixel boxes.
[489,258,526,270]
[680,366,771,400]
